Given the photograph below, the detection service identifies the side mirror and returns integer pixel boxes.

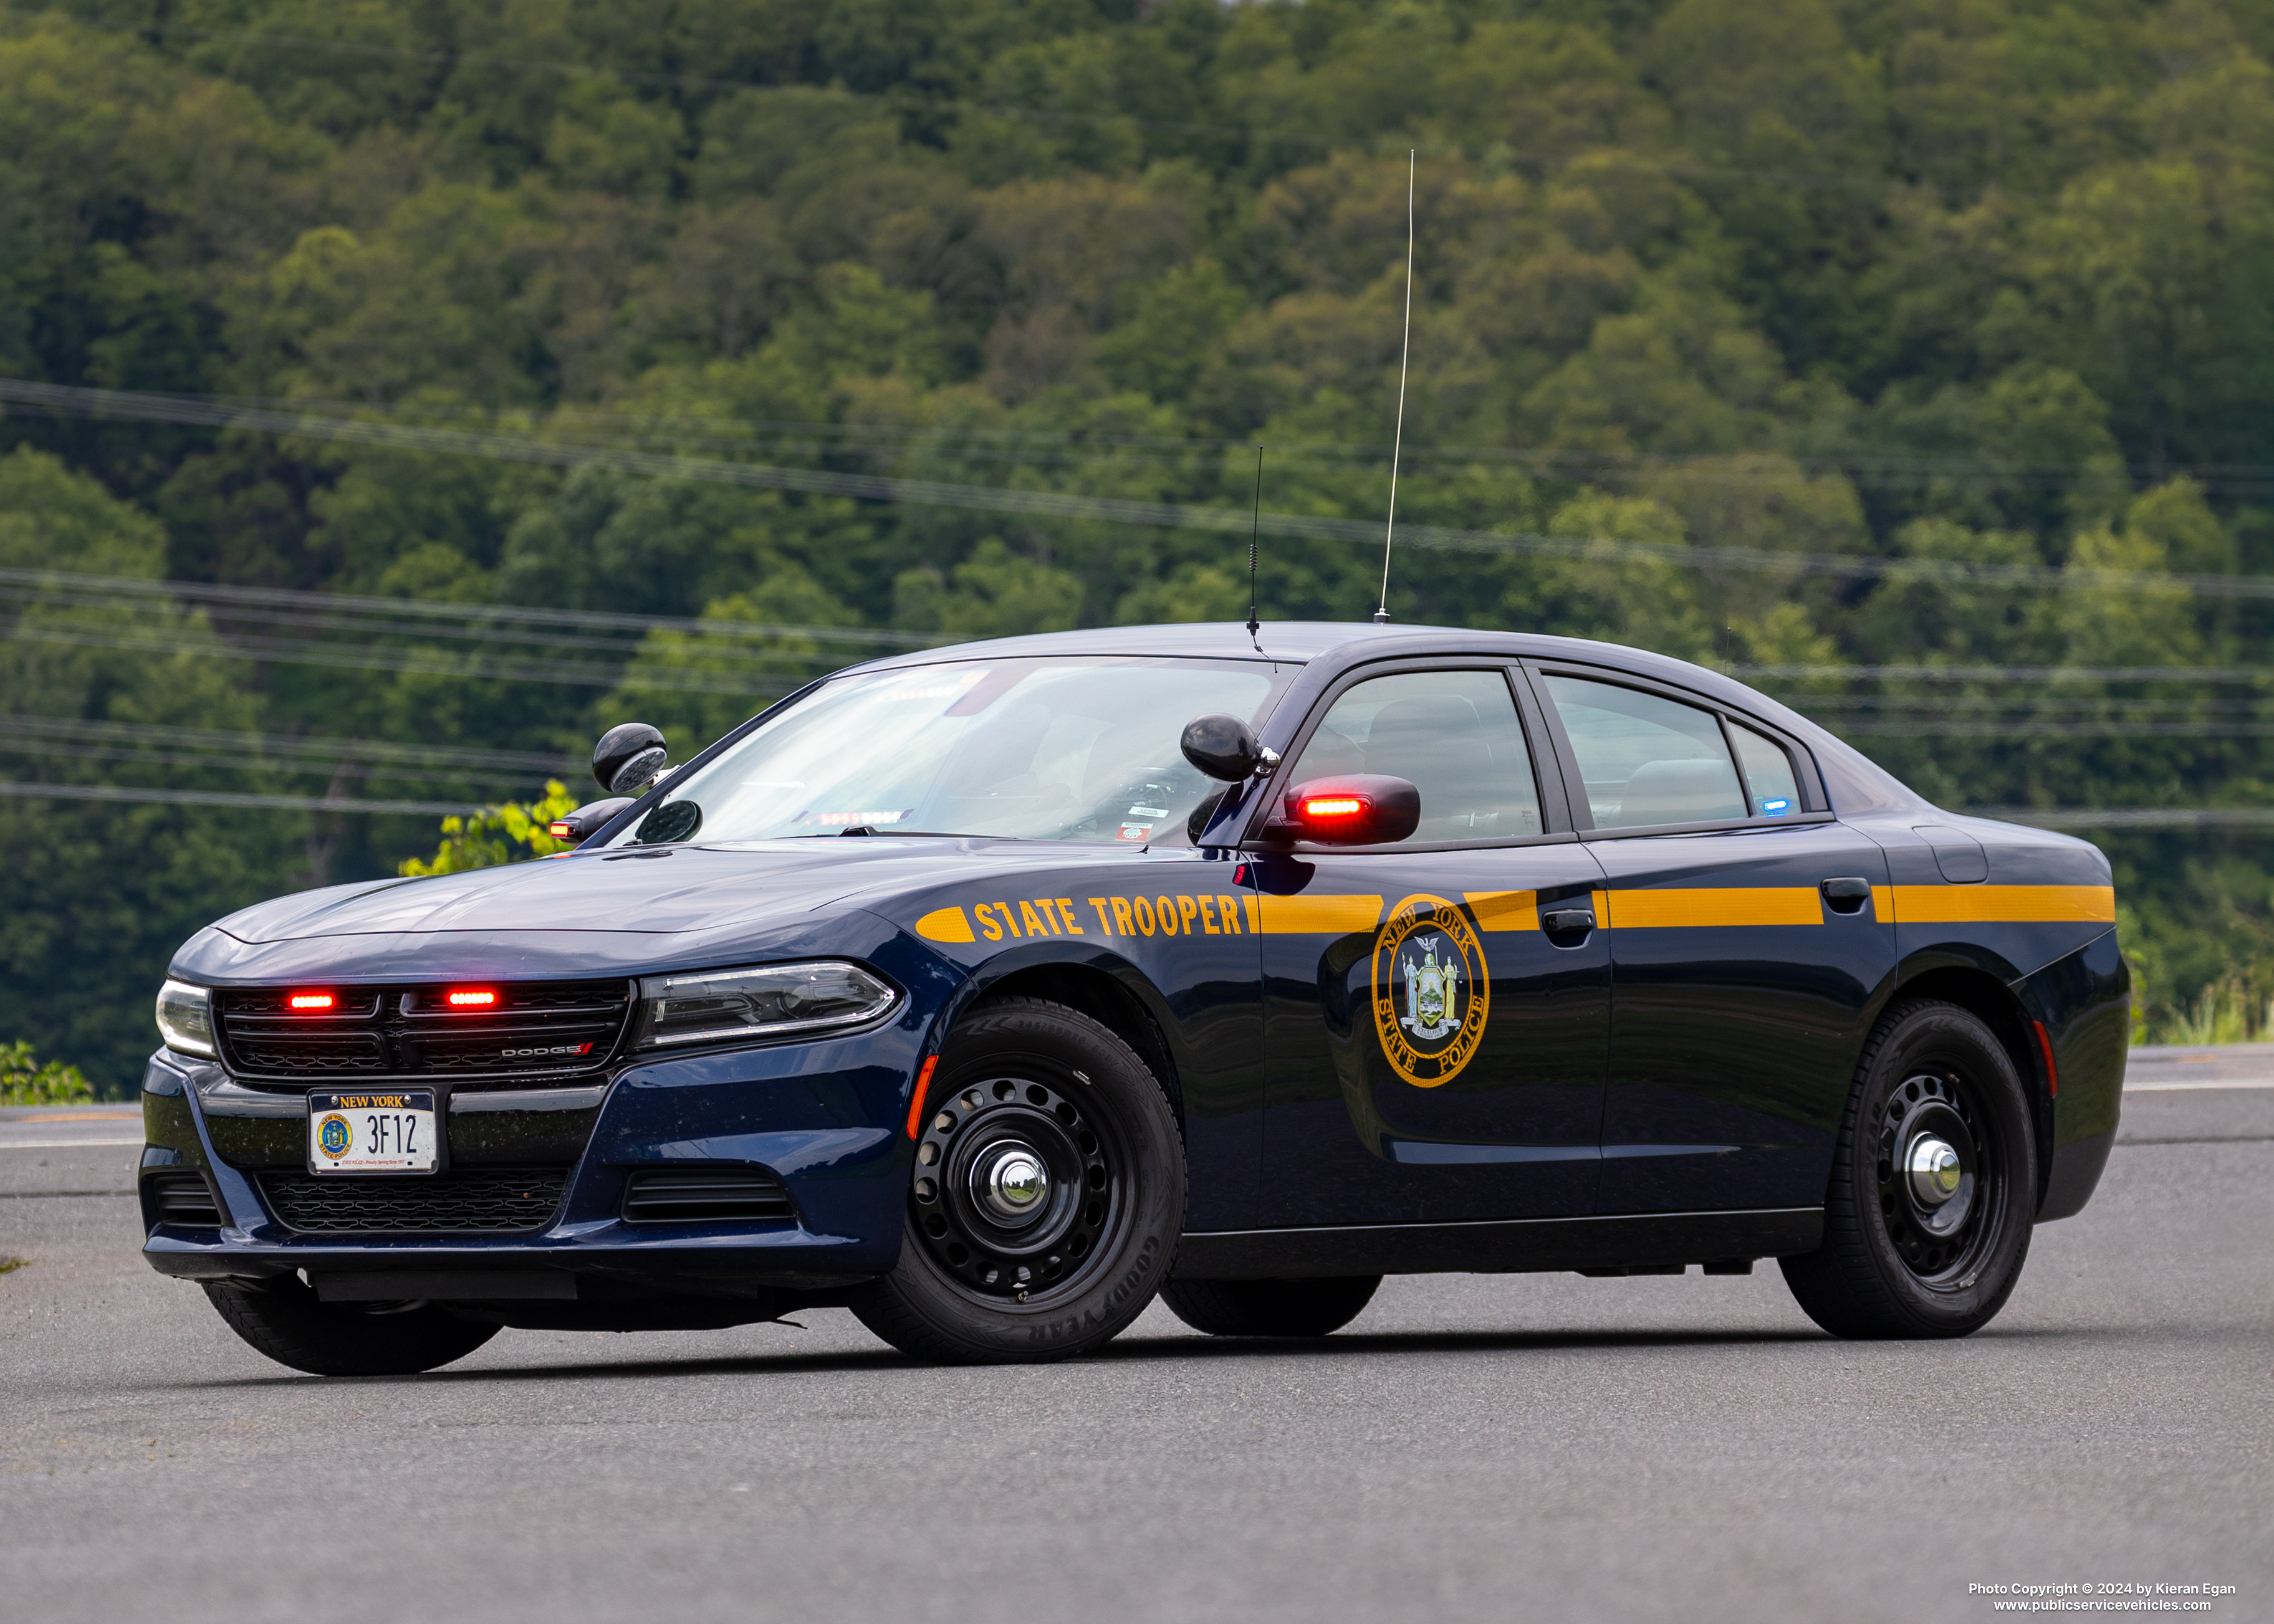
[546,798,635,847]
[1277,775,1420,846]
[1180,714,1261,782]
[593,722,669,795]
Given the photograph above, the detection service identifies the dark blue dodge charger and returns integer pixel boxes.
[138,621,2128,1373]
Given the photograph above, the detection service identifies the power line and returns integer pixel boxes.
[12,378,2274,601]
[312,395,2274,489]
[1968,806,2274,830]
[13,565,2274,700]
[0,714,575,773]
[0,563,928,647]
[0,781,476,815]
[1739,664,2274,684]
[3,621,800,697]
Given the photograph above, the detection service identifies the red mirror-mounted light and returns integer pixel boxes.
[1277,774,1421,846]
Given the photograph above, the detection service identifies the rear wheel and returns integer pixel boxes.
[850,996,1184,1364]
[1781,999,2037,1339]
[203,1275,499,1376]
[1160,1275,1380,1339]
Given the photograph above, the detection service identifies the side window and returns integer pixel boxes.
[1731,723,1801,818]
[1542,674,1745,830]
[1288,669,1542,843]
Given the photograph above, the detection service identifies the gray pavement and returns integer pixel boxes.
[1,1074,2267,1624]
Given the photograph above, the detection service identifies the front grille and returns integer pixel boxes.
[214,980,632,1087]
[259,1168,568,1234]
[146,1172,223,1226]
[621,1167,795,1224]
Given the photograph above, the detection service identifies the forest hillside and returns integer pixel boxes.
[6,0,2274,1090]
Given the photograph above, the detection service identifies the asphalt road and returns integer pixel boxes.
[2,1058,2268,1624]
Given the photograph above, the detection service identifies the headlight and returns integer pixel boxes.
[631,961,900,1050]
[155,979,215,1058]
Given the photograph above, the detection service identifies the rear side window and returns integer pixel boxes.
[1542,674,1745,830]
[1731,723,1801,817]
[1288,669,1542,843]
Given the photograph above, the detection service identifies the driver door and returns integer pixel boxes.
[1252,663,1610,1228]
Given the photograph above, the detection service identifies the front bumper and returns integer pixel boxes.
[140,1016,927,1296]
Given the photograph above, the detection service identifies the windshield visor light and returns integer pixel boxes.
[632,962,900,1051]
[155,979,216,1058]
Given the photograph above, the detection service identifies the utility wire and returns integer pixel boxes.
[14,378,2274,603]
[0,714,574,772]
[0,781,476,815]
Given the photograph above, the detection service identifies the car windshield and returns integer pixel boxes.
[611,656,1289,847]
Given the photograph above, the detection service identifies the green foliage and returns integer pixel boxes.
[399,781,581,876]
[7,0,2274,1043]
[0,1040,92,1106]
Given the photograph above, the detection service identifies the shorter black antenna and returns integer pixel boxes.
[1247,446,1264,651]
[1374,149,1416,626]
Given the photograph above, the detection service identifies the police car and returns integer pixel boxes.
[140,623,2127,1373]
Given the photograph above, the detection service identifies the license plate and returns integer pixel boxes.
[308,1091,438,1175]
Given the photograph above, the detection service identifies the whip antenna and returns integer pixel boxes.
[1247,445,1264,651]
[1374,149,1416,626]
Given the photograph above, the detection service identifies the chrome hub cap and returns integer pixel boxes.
[1876,1071,1995,1281]
[1906,1134,1964,1207]
[976,1142,1050,1225]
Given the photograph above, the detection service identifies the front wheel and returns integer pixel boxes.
[850,996,1185,1364]
[203,1276,499,1375]
[1781,999,2038,1339]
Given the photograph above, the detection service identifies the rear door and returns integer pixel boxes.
[1250,661,1610,1227]
[1528,665,1894,1216]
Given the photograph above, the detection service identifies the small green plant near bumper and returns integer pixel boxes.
[400,780,580,876]
[0,1258,23,1276]
[0,1041,92,1105]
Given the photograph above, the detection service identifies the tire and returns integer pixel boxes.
[203,1274,499,1376]
[1160,1275,1380,1338]
[850,996,1185,1364]
[1781,998,2038,1339]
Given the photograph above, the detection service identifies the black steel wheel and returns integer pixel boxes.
[1782,999,2037,1339]
[1160,1275,1381,1338]
[203,1274,499,1376]
[850,996,1184,1364]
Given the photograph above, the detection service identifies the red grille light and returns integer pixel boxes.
[446,988,499,1008]
[286,992,335,1012]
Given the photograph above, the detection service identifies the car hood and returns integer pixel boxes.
[211,839,1023,943]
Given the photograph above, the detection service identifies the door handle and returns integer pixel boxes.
[1542,907,1596,934]
[1821,877,1872,915]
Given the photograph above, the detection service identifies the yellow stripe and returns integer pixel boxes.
[1255,894,1384,935]
[914,905,975,944]
[1602,887,1825,928]
[1889,884,2115,924]
[1872,885,1896,922]
[1463,890,1538,931]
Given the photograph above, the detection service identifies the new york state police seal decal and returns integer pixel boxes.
[1370,893,1489,1087]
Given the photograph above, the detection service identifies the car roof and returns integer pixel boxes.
[853,621,1760,709]
[845,621,1934,819]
